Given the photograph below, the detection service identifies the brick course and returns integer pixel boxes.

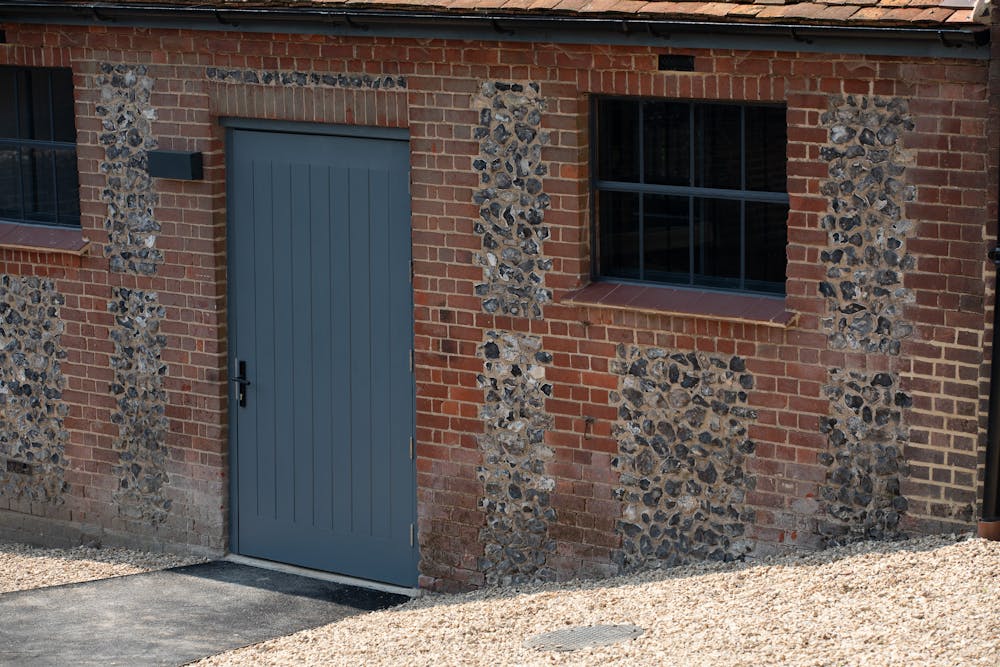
[0,21,995,590]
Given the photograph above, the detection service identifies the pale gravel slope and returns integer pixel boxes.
[0,541,203,593]
[194,535,1000,667]
[1,535,996,666]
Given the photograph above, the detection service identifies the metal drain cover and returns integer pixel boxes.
[523,624,644,652]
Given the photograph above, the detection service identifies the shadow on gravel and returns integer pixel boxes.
[0,561,408,666]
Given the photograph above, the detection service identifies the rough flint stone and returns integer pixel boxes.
[478,331,556,585]
[473,82,551,319]
[612,346,755,571]
[830,125,857,144]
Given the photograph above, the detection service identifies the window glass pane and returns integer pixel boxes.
[599,190,640,279]
[597,99,640,182]
[27,69,53,141]
[20,147,57,223]
[693,104,741,189]
[50,69,77,143]
[643,194,689,283]
[643,101,689,186]
[745,106,787,192]
[0,69,18,139]
[0,146,20,218]
[745,201,788,293]
[55,148,80,226]
[14,70,31,140]
[692,197,740,289]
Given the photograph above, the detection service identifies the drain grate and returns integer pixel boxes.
[523,624,644,652]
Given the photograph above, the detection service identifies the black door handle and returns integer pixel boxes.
[230,358,251,407]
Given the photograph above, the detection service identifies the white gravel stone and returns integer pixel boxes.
[0,541,203,593]
[2,535,996,666]
[193,534,999,667]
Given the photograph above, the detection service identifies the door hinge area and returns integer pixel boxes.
[409,348,413,372]
[409,436,414,460]
[409,523,415,547]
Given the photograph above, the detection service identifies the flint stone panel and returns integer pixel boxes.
[109,288,171,523]
[0,277,69,503]
[818,368,910,544]
[472,82,552,319]
[477,331,556,585]
[97,63,162,275]
[205,67,406,90]
[818,95,915,355]
[611,345,757,571]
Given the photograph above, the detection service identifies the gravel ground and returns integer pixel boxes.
[193,534,1000,667]
[2,535,997,666]
[0,541,203,593]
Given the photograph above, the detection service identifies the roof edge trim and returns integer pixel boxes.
[0,2,990,60]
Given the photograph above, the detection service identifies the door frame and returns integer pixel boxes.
[222,118,415,576]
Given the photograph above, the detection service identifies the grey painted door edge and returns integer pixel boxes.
[224,119,417,586]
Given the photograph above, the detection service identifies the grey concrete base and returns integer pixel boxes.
[0,561,408,666]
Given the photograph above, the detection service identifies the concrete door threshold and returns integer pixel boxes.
[224,554,423,598]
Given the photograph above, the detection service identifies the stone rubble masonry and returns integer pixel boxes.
[818,95,916,355]
[0,24,994,590]
[0,277,69,504]
[818,368,911,543]
[108,288,171,524]
[611,345,757,570]
[97,62,173,524]
[816,95,916,542]
[97,63,162,276]
[476,331,557,585]
[472,81,553,320]
[205,67,407,90]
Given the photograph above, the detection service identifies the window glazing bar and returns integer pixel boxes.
[595,179,789,204]
[688,104,695,286]
[739,107,746,290]
[48,72,60,224]
[638,101,645,280]
[0,138,76,149]
[13,73,24,221]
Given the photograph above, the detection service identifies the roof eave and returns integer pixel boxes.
[0,2,990,60]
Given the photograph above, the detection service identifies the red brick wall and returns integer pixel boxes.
[0,22,993,588]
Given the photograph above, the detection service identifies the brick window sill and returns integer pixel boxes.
[0,221,93,256]
[562,282,795,328]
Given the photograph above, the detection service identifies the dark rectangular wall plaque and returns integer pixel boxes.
[148,150,204,180]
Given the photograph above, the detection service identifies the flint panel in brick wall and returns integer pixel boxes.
[611,345,757,570]
[109,288,170,523]
[97,63,161,275]
[818,369,910,544]
[0,277,68,503]
[818,95,916,354]
[206,67,406,89]
[477,331,556,585]
[472,82,552,319]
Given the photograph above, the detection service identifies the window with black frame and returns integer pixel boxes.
[0,66,80,228]
[594,98,789,295]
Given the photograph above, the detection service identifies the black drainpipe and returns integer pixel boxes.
[984,161,1000,539]
[982,15,1000,540]
[983,279,1000,535]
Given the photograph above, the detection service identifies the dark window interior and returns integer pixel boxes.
[0,66,80,228]
[594,98,789,295]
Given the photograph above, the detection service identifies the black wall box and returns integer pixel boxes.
[147,150,204,180]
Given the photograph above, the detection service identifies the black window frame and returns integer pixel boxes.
[591,96,790,296]
[0,65,81,229]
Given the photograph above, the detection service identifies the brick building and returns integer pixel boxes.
[0,0,997,591]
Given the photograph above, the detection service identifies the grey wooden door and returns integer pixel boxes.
[227,126,416,586]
